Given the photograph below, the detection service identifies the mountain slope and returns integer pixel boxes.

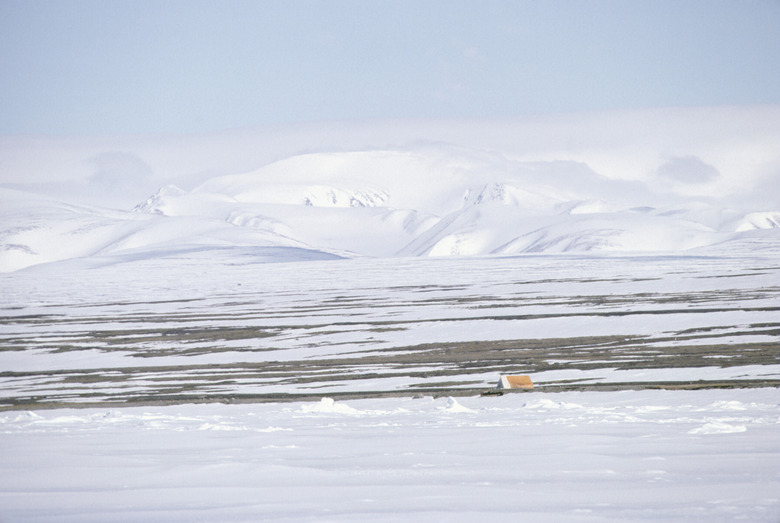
[2,107,779,271]
[0,187,341,272]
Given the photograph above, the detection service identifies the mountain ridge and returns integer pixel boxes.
[2,107,779,272]
[2,145,779,273]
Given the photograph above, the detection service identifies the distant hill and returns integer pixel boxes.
[2,107,779,272]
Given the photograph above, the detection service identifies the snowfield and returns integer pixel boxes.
[1,108,779,520]
[2,254,779,406]
[1,390,778,522]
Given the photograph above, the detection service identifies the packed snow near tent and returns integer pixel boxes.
[1,108,780,521]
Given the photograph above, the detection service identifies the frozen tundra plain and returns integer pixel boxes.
[1,107,779,520]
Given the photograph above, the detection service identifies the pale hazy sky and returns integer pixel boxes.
[2,0,779,135]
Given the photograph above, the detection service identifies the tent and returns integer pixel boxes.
[498,375,534,389]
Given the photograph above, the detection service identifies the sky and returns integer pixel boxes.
[2,0,780,136]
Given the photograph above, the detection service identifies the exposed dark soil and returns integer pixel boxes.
[2,277,778,411]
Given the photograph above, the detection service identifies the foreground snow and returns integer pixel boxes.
[1,389,778,522]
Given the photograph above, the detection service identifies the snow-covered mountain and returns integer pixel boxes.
[2,108,779,272]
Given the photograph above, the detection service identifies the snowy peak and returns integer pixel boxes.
[193,174,389,209]
[301,186,389,208]
[734,211,780,232]
[462,182,564,211]
[132,185,186,214]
